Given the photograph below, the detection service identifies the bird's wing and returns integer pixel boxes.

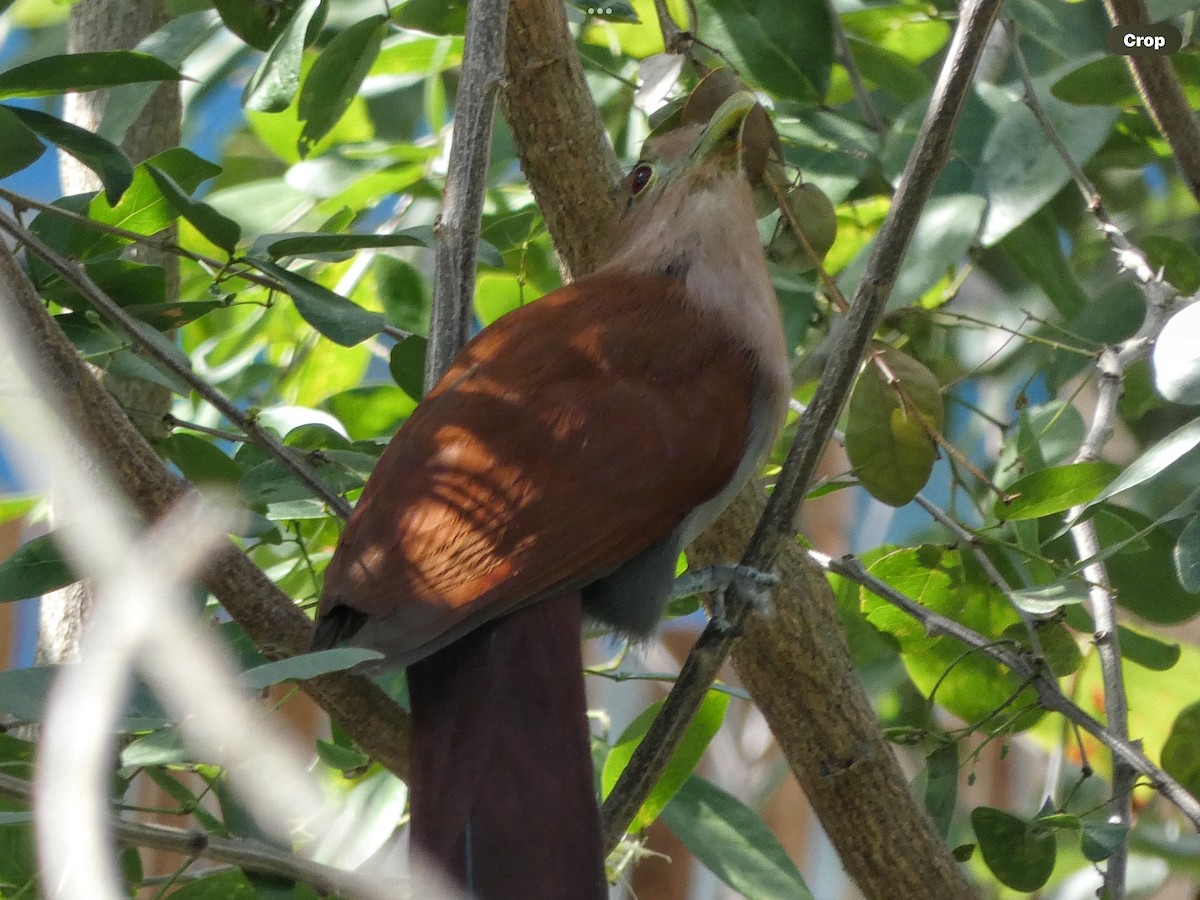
[318,272,757,663]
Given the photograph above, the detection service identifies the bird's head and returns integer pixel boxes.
[602,91,768,278]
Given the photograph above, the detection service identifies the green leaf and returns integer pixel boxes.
[1088,509,1200,624]
[602,691,729,833]
[975,81,1117,246]
[1162,701,1200,800]
[998,209,1089,318]
[697,0,833,103]
[264,230,427,260]
[377,256,431,336]
[0,106,45,179]
[246,257,387,346]
[90,147,222,239]
[971,806,1056,892]
[1080,821,1128,862]
[0,534,76,602]
[845,347,944,507]
[995,461,1118,521]
[166,870,258,900]
[121,727,190,768]
[923,741,958,837]
[0,666,168,729]
[389,336,428,401]
[239,648,383,690]
[1087,417,1200,510]
[298,15,388,156]
[315,739,369,772]
[0,51,183,100]
[1053,52,1200,108]
[6,105,132,204]
[242,0,324,113]
[0,495,39,526]
[1118,624,1181,672]
[662,776,815,900]
[1142,235,1200,296]
[216,0,318,51]
[863,546,1042,729]
[1007,580,1090,615]
[146,164,241,254]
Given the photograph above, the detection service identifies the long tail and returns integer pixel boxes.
[407,595,607,899]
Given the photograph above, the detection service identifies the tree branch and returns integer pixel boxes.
[427,0,509,388]
[1101,0,1200,205]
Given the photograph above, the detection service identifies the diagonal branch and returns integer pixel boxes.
[600,0,1008,860]
[1101,0,1200,205]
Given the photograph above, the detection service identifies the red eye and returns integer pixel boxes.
[630,164,653,195]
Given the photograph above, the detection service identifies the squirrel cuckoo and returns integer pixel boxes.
[314,92,790,898]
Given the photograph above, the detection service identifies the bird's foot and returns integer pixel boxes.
[670,564,779,633]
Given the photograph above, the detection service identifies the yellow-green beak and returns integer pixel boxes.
[690,91,760,164]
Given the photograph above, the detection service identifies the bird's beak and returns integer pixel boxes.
[690,91,760,166]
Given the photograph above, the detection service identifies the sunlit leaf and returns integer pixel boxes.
[0,51,182,99]
[242,0,323,112]
[246,257,387,346]
[298,15,388,156]
[995,461,1118,521]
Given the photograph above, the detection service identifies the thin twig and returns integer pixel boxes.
[600,0,1008,849]
[810,549,1200,830]
[0,207,350,519]
[427,0,509,388]
[824,0,886,135]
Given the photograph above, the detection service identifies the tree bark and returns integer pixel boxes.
[39,0,179,666]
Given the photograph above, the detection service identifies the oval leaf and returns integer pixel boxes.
[602,690,729,833]
[846,347,944,507]
[662,776,814,900]
[8,105,132,203]
[1161,700,1200,800]
[995,461,1118,521]
[264,230,427,260]
[297,15,388,156]
[971,806,1056,893]
[246,256,386,346]
[0,51,183,100]
[239,648,383,690]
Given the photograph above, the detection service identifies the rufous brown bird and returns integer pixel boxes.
[314,92,790,899]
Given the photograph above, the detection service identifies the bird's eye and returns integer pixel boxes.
[630,164,653,196]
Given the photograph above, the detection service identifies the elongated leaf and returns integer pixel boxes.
[923,741,958,837]
[264,231,427,259]
[0,105,45,179]
[995,461,1118,521]
[0,534,76,602]
[246,257,387,346]
[239,648,383,689]
[146,163,241,254]
[298,15,388,156]
[242,0,324,113]
[7,105,132,203]
[602,691,729,833]
[972,806,1056,892]
[0,51,183,100]
[662,776,815,900]
[1088,417,1200,509]
[698,0,832,102]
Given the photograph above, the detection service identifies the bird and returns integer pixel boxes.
[314,91,791,899]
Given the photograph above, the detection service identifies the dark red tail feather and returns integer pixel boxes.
[408,595,607,899]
